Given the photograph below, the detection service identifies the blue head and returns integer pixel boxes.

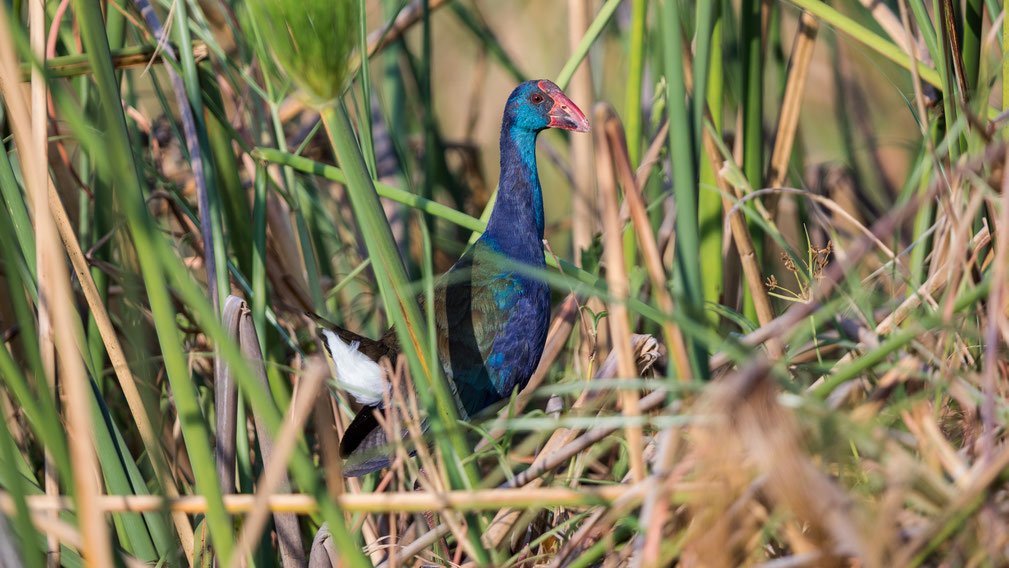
[488,79,590,249]
[502,79,590,135]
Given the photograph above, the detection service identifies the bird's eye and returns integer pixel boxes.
[530,93,544,104]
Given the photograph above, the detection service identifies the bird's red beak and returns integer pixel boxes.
[541,81,590,133]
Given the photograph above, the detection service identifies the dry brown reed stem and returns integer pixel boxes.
[365,0,454,57]
[13,483,652,515]
[670,22,781,357]
[227,357,327,568]
[766,11,818,190]
[634,120,669,186]
[216,300,241,497]
[504,377,669,490]
[936,186,987,325]
[20,70,198,555]
[308,525,341,568]
[857,0,930,65]
[377,523,451,568]
[0,7,115,568]
[28,3,60,565]
[902,403,969,487]
[635,429,683,568]
[602,110,692,380]
[313,390,344,498]
[594,103,646,484]
[249,314,306,540]
[263,188,314,311]
[567,0,598,263]
[700,130,783,358]
[223,299,304,566]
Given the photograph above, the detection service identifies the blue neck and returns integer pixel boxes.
[483,124,544,262]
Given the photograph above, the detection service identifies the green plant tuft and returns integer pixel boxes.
[247,0,358,105]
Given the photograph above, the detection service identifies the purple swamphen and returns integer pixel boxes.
[321,80,590,476]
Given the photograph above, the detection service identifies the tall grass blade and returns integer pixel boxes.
[625,0,648,165]
[696,0,723,325]
[661,0,707,379]
[72,0,236,558]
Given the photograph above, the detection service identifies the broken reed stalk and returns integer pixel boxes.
[856,0,926,59]
[0,6,115,565]
[600,108,692,380]
[699,122,783,359]
[17,43,210,80]
[594,102,646,484]
[766,10,818,190]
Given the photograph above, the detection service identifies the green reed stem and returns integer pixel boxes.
[662,0,707,379]
[1005,0,1009,110]
[74,0,234,558]
[697,0,723,325]
[254,147,487,233]
[740,0,762,323]
[625,0,647,165]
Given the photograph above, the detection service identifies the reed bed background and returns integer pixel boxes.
[0,0,1006,566]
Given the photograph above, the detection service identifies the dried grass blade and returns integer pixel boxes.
[0,6,113,565]
[594,103,646,484]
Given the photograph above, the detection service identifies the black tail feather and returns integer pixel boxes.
[340,405,381,458]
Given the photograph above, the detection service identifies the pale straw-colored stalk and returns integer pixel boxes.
[0,5,114,565]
